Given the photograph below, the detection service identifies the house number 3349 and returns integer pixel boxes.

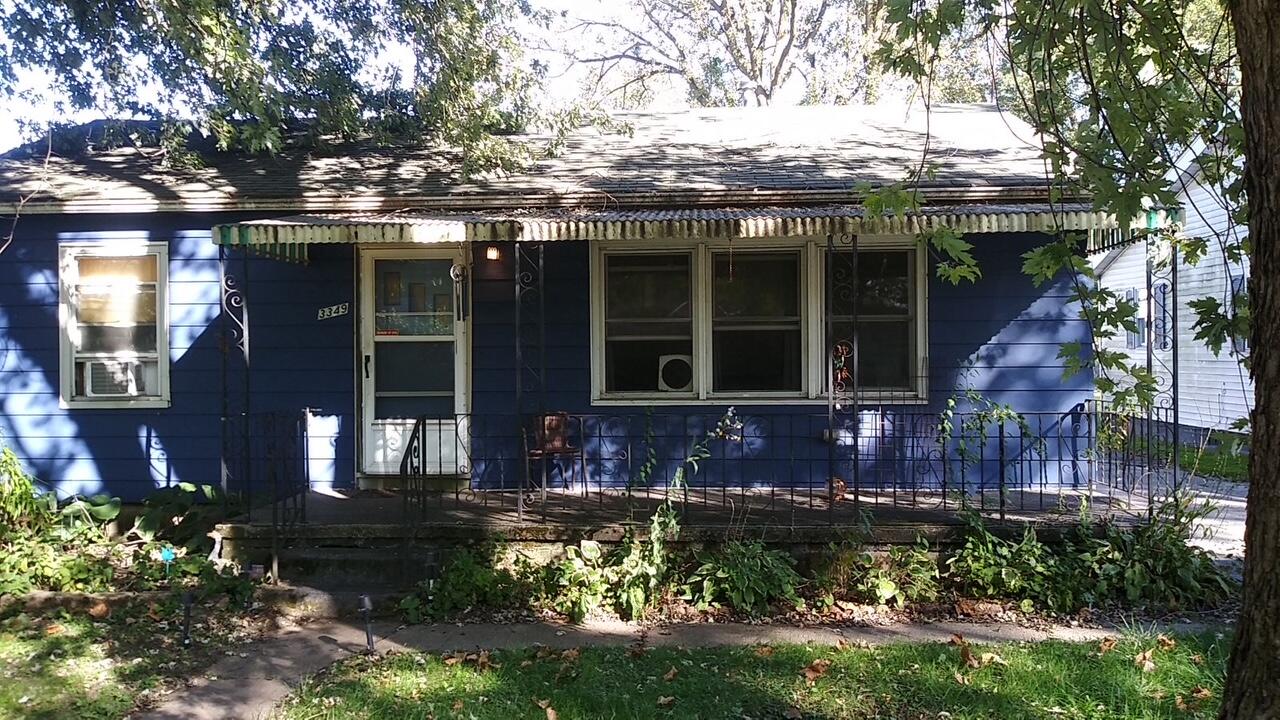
[317,302,350,320]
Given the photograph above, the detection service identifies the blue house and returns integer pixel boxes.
[0,105,1127,527]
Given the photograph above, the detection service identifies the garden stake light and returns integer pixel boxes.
[181,591,194,647]
[359,594,375,654]
[159,546,177,579]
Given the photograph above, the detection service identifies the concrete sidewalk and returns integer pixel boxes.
[132,617,1212,720]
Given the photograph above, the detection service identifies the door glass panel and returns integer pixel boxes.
[375,343,454,393]
[375,396,456,419]
[374,259,454,336]
[364,255,465,475]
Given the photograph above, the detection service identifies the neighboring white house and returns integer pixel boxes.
[1093,152,1252,435]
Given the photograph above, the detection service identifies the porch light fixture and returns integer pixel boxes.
[485,245,501,261]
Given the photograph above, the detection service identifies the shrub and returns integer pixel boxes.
[814,538,940,608]
[857,539,941,608]
[1062,495,1231,608]
[399,546,543,622]
[547,508,681,622]
[129,482,239,552]
[0,439,250,598]
[549,541,611,622]
[0,447,125,594]
[948,498,1233,613]
[946,516,1068,611]
[0,446,56,534]
[606,503,680,620]
[683,540,803,614]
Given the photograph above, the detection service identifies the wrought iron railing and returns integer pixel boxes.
[396,402,1181,525]
[223,409,311,522]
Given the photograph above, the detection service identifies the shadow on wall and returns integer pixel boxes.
[461,233,1094,493]
[0,216,353,501]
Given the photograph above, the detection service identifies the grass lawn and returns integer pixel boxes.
[1180,443,1249,483]
[0,600,268,720]
[275,632,1228,720]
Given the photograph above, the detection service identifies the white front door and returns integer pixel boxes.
[359,248,469,476]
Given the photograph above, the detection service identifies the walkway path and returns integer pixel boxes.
[131,616,1212,720]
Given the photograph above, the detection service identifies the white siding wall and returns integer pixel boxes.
[1094,241,1153,379]
[1174,175,1253,431]
[1092,173,1252,432]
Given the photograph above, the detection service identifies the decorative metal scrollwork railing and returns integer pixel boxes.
[392,404,1176,526]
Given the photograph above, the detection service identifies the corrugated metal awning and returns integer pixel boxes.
[213,203,1129,262]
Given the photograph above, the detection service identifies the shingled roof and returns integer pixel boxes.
[0,104,1064,214]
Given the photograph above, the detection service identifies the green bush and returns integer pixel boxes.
[683,540,803,615]
[0,440,251,597]
[399,546,544,622]
[604,503,680,619]
[1060,496,1231,608]
[0,447,125,594]
[859,540,941,608]
[948,499,1232,613]
[129,482,239,552]
[549,541,612,622]
[814,538,940,608]
[946,516,1066,610]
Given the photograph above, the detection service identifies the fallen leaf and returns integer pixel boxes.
[663,666,678,682]
[978,652,1008,667]
[802,658,832,685]
[520,660,534,668]
[451,699,464,711]
[44,624,64,636]
[561,648,581,663]
[835,638,850,650]
[1176,695,1189,712]
[657,695,675,707]
[1190,654,1205,665]
[534,698,558,720]
[949,633,967,646]
[554,662,578,683]
[1158,634,1177,651]
[954,671,971,685]
[626,645,648,659]
[443,654,464,666]
[1192,687,1213,700]
[1098,637,1118,655]
[146,603,163,622]
[754,645,775,657]
[87,600,111,620]
[954,599,1004,618]
[473,650,499,671]
[1134,649,1156,673]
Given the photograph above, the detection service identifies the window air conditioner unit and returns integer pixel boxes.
[84,360,140,397]
[657,354,694,392]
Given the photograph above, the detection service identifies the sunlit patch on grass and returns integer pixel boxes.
[275,632,1229,720]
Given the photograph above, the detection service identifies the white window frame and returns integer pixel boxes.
[59,241,171,409]
[589,236,928,405]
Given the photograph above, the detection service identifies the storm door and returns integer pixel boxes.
[359,248,468,476]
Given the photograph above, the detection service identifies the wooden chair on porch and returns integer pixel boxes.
[523,413,587,495]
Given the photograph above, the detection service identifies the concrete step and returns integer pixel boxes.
[274,547,444,591]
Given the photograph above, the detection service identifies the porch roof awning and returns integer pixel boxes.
[212,203,1128,262]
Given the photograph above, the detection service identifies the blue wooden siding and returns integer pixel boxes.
[465,234,1094,492]
[1,215,1089,501]
[0,213,355,502]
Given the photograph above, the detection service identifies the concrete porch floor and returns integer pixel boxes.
[223,483,1155,536]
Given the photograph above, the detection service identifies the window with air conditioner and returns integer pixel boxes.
[603,252,694,394]
[594,238,927,404]
[59,243,170,408]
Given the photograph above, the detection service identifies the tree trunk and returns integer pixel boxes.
[1221,0,1280,717]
